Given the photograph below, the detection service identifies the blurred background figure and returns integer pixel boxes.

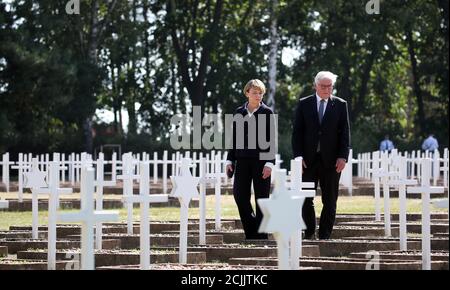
[379,135,395,153]
[422,134,439,152]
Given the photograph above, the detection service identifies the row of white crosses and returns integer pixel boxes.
[20,156,120,270]
[107,150,228,195]
[383,147,446,185]
[1,152,110,198]
[137,150,230,194]
[407,159,445,270]
[22,156,87,239]
[1,153,13,192]
[10,153,31,202]
[191,151,227,240]
[358,148,449,188]
[117,150,226,245]
[64,156,169,270]
[388,155,417,251]
[1,150,232,197]
[11,153,70,200]
[257,157,315,270]
[199,154,226,232]
[368,151,446,270]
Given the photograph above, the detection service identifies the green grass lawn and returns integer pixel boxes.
[0,195,447,231]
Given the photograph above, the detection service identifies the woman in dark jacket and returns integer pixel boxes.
[226,79,276,240]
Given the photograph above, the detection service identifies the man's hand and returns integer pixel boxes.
[262,166,272,179]
[226,164,234,174]
[335,158,346,173]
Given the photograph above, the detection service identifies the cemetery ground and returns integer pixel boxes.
[1,192,448,270]
[0,150,448,270]
[0,194,434,230]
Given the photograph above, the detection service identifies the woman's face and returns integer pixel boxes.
[245,87,264,104]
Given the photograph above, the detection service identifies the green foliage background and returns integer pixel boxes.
[0,0,448,162]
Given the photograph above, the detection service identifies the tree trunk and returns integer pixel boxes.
[112,62,119,133]
[143,0,151,83]
[267,0,278,111]
[83,0,118,153]
[82,0,100,154]
[127,0,138,136]
[353,48,376,121]
[339,63,353,120]
[171,59,178,114]
[406,28,426,134]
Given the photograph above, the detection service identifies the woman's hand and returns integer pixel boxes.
[262,166,272,179]
[335,158,346,173]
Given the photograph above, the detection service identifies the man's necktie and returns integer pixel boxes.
[319,99,325,124]
[317,99,325,152]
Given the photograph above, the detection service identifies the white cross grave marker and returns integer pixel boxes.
[23,158,49,239]
[198,157,212,245]
[388,156,417,251]
[45,162,73,270]
[117,153,140,234]
[123,162,168,269]
[93,153,107,250]
[368,151,382,221]
[371,152,398,235]
[57,166,119,270]
[212,154,226,230]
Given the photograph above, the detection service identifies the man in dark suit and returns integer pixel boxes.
[292,71,350,240]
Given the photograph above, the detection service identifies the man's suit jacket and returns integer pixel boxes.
[292,94,350,168]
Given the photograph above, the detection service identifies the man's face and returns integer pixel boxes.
[315,78,333,99]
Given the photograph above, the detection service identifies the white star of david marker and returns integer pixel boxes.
[258,169,305,242]
[170,158,200,203]
[23,160,47,189]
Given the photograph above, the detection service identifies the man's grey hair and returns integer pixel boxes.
[314,71,338,85]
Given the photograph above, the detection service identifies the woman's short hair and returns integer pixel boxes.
[243,79,266,95]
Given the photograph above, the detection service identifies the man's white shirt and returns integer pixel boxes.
[316,93,329,117]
